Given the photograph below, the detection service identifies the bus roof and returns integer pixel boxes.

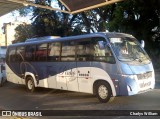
[8,32,135,47]
[25,36,61,42]
[106,32,134,38]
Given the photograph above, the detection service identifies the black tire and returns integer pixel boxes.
[95,81,112,103]
[26,76,35,92]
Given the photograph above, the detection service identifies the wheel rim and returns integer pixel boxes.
[28,80,33,90]
[98,85,108,99]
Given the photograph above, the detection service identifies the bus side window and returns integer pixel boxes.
[91,37,115,63]
[90,37,105,61]
[77,45,85,61]
[8,48,16,62]
[105,46,115,63]
[35,43,47,61]
[25,45,36,61]
[77,40,91,61]
[61,41,76,61]
[16,46,25,62]
[48,42,61,61]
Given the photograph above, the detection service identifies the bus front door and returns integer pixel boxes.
[77,62,91,93]
[57,62,78,91]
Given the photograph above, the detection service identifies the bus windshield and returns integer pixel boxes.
[109,37,150,62]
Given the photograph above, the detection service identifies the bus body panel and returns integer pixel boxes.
[76,62,92,93]
[90,67,117,96]
[117,61,155,95]
[120,61,154,75]
[6,61,117,95]
[38,78,48,88]
[6,64,23,84]
[56,62,78,91]
[5,32,155,100]
[91,62,119,96]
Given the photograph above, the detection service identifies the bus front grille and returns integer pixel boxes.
[137,71,152,80]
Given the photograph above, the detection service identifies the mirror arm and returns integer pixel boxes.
[141,40,145,48]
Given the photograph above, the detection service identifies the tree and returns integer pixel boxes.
[32,0,84,37]
[14,0,160,68]
[15,0,160,48]
[14,23,35,43]
[106,0,160,46]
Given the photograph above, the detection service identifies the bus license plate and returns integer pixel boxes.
[139,81,151,88]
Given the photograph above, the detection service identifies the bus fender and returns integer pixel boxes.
[93,78,116,97]
[25,72,38,87]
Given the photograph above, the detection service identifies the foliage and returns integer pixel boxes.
[15,0,160,38]
[15,0,160,55]
[78,0,159,67]
[31,0,84,37]
[14,23,35,43]
[14,0,160,68]
[18,6,33,17]
[107,0,160,46]
[15,0,160,40]
[79,0,160,44]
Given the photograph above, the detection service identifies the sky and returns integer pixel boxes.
[0,0,60,34]
[0,11,32,33]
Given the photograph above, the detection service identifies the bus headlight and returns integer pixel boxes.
[122,74,136,80]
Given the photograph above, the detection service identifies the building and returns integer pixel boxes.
[2,22,21,46]
[0,33,5,46]
[0,21,29,46]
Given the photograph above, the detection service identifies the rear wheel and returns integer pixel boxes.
[95,81,112,103]
[26,76,35,92]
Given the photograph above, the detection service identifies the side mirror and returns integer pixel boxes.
[141,40,145,48]
[98,41,105,49]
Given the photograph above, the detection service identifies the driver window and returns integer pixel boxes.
[91,37,115,63]
[91,37,105,57]
[105,46,115,63]
[120,42,128,55]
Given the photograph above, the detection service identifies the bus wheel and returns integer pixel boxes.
[95,81,112,103]
[26,76,35,92]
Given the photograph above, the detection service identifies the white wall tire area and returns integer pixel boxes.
[26,76,35,92]
[95,81,112,103]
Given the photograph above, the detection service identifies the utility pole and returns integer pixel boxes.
[4,25,7,46]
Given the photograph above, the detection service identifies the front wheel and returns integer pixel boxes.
[26,76,35,92]
[95,81,112,103]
